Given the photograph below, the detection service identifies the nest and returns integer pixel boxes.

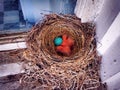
[21,14,101,90]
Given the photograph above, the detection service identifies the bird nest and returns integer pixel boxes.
[21,14,101,90]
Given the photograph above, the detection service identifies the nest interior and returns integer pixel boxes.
[21,14,101,90]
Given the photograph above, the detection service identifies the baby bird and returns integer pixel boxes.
[55,34,74,56]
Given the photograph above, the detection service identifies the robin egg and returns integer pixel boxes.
[54,37,63,46]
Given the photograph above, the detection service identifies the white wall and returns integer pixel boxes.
[75,0,120,89]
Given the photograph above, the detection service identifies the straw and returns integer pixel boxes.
[21,14,101,90]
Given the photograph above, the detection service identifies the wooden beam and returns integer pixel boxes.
[0,63,25,77]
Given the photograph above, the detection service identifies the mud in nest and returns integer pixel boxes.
[21,14,101,90]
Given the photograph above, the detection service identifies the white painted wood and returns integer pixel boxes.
[100,36,120,81]
[75,0,104,22]
[98,13,120,90]
[0,63,24,77]
[0,34,26,40]
[97,12,120,55]
[0,42,26,51]
[95,0,120,40]
[75,1,120,89]
[0,38,25,44]
[103,72,120,90]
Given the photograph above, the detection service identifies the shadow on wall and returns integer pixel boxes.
[20,0,77,24]
[95,0,120,40]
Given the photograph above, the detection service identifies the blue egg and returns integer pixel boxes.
[54,37,63,46]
